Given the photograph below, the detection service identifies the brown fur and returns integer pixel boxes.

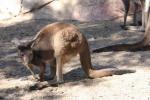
[18,22,135,84]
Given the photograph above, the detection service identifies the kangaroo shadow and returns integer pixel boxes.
[93,44,150,52]
[61,64,135,86]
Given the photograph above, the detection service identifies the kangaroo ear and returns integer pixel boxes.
[11,38,21,46]
[26,40,34,48]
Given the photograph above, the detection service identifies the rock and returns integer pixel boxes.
[28,81,49,91]
[0,0,125,21]
[0,0,21,20]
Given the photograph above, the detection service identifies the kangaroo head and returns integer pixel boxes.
[17,41,33,65]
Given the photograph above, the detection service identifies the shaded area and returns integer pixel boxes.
[93,30,150,53]
[0,18,144,80]
[93,7,150,53]
[0,19,149,99]
[93,44,150,52]
[0,85,63,100]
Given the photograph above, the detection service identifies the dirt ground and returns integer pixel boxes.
[0,17,150,100]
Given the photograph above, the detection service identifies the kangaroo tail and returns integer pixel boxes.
[88,69,135,78]
[79,35,135,78]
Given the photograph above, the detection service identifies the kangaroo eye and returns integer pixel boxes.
[21,53,24,56]
[18,52,24,57]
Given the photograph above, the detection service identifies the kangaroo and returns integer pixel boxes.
[17,22,135,84]
[121,0,141,30]
[122,0,150,31]
[93,14,150,53]
[142,0,150,30]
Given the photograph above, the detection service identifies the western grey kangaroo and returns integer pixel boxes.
[17,22,135,84]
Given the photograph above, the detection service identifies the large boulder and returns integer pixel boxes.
[0,0,129,21]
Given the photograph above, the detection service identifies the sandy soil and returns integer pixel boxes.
[0,18,150,100]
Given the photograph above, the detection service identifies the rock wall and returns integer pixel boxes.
[0,0,126,21]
